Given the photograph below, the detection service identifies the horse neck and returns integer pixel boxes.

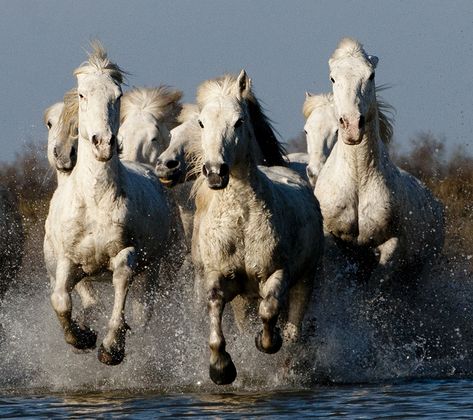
[74,135,121,201]
[337,104,388,184]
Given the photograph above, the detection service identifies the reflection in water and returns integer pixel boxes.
[2,380,473,417]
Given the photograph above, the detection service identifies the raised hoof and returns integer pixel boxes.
[66,324,97,350]
[255,327,283,354]
[97,344,125,366]
[209,352,237,385]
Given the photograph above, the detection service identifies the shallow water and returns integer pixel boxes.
[1,229,473,416]
[2,379,473,417]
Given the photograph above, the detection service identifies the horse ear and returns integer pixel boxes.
[368,55,379,68]
[305,92,312,99]
[237,69,251,98]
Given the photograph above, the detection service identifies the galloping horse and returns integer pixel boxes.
[46,42,179,365]
[315,38,444,283]
[191,71,323,384]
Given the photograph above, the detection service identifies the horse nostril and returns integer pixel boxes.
[358,115,365,129]
[53,146,59,158]
[70,147,76,158]
[339,117,345,127]
[202,164,209,177]
[219,163,229,177]
[166,159,180,170]
[91,135,98,146]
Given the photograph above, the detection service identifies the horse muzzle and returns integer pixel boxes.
[155,158,184,188]
[339,115,365,145]
[202,162,229,190]
[91,134,116,162]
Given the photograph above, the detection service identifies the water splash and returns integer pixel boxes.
[1,226,472,394]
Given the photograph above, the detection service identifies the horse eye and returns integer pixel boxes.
[79,93,85,100]
[369,72,375,81]
[47,121,52,129]
[151,137,158,143]
[234,118,243,128]
[198,120,204,129]
[304,129,308,135]
[330,77,335,84]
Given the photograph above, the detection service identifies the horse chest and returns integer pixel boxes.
[198,197,276,279]
[64,204,127,272]
[320,180,393,246]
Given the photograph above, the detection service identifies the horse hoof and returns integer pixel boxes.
[255,328,283,354]
[209,352,237,385]
[66,325,97,350]
[97,344,125,366]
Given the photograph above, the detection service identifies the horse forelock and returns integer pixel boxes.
[302,93,334,119]
[329,37,374,71]
[120,86,183,127]
[177,103,200,124]
[196,74,287,167]
[73,40,126,85]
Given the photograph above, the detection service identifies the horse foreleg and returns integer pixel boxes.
[98,247,136,366]
[207,272,237,385]
[256,269,287,354]
[50,258,97,350]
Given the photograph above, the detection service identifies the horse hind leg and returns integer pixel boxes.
[255,269,288,354]
[75,279,102,326]
[50,258,97,350]
[98,247,136,366]
[284,273,316,343]
[207,272,237,385]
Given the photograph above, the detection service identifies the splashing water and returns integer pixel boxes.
[0,224,472,394]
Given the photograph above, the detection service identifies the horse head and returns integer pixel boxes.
[329,38,378,145]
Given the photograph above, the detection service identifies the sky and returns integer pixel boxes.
[0,0,472,162]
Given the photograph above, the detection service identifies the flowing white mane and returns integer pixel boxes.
[120,86,183,126]
[57,88,79,142]
[302,93,334,119]
[177,103,199,124]
[73,41,126,84]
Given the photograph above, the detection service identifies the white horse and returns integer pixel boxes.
[46,42,177,365]
[302,90,394,188]
[315,38,444,282]
[118,86,182,165]
[191,71,323,385]
[302,93,338,187]
[117,87,193,246]
[44,91,99,315]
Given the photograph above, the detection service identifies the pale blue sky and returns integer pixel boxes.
[0,0,472,161]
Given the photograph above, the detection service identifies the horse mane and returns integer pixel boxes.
[73,40,126,84]
[196,73,287,166]
[302,93,334,119]
[177,103,200,124]
[57,88,79,142]
[376,85,395,145]
[120,86,183,128]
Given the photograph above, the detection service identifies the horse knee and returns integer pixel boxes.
[259,295,280,321]
[51,290,71,316]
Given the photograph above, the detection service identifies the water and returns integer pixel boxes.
[1,228,473,416]
[2,380,473,417]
